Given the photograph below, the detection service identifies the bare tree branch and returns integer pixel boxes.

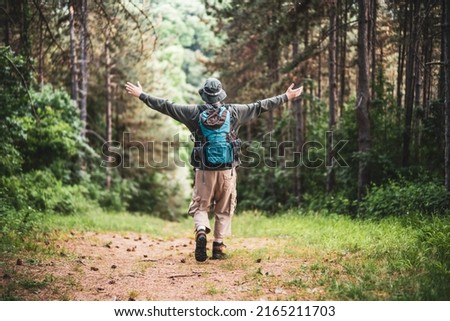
[84,129,107,143]
[126,0,158,52]
[30,0,65,54]
[116,0,157,57]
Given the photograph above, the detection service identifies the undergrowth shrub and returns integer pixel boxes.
[0,170,95,215]
[303,192,357,216]
[80,171,131,212]
[358,180,449,218]
[303,179,449,219]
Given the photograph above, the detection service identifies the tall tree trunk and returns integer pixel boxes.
[414,34,422,163]
[3,1,10,46]
[396,5,407,111]
[105,40,112,189]
[369,0,377,100]
[288,1,306,204]
[292,38,305,204]
[338,0,348,115]
[79,0,88,137]
[20,0,31,80]
[327,0,338,193]
[422,0,431,117]
[300,19,308,161]
[264,1,281,207]
[318,29,322,100]
[266,1,281,133]
[439,0,446,100]
[402,0,419,167]
[356,0,371,200]
[38,17,43,88]
[444,0,450,191]
[69,0,78,105]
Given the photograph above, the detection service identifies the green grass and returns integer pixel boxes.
[42,210,193,238]
[230,211,450,300]
[1,209,449,300]
[233,210,418,253]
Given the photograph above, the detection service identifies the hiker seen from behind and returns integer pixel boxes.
[125,77,303,262]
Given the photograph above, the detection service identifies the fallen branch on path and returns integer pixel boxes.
[168,271,204,279]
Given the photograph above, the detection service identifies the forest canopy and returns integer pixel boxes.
[0,0,449,221]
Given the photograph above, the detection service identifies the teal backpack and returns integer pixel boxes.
[197,105,239,168]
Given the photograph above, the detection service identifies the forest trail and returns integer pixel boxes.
[6,232,322,301]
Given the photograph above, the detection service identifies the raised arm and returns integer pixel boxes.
[233,83,303,125]
[125,81,199,131]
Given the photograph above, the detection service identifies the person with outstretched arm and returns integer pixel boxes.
[125,78,303,262]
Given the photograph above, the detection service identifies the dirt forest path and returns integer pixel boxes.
[8,231,322,301]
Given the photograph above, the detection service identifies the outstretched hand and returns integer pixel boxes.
[285,83,303,101]
[125,81,143,97]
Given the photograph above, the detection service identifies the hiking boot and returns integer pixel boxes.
[195,230,207,262]
[211,241,227,260]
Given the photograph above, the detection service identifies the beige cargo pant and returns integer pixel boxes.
[188,168,237,240]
